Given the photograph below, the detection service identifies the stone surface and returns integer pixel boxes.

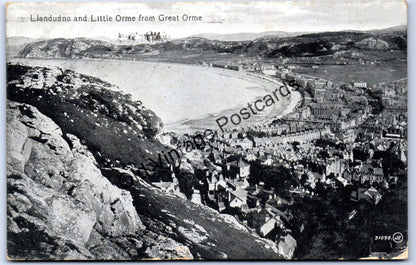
[7,101,191,260]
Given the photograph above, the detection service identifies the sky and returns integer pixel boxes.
[6,0,407,39]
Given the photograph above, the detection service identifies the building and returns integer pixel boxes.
[228,189,248,208]
[151,172,180,194]
[191,189,202,204]
[353,82,367,89]
[226,158,251,179]
[231,138,254,149]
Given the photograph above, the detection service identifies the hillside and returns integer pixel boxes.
[7,36,41,58]
[7,63,164,168]
[254,30,406,58]
[7,63,288,260]
[7,100,190,260]
[14,27,407,61]
[189,31,305,41]
[19,38,154,59]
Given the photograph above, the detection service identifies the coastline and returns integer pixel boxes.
[8,57,301,135]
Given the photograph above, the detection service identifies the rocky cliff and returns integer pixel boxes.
[7,63,289,260]
[7,100,192,260]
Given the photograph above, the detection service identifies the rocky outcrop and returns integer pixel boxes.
[19,38,154,59]
[7,101,192,260]
[278,235,297,259]
[7,63,164,168]
[355,37,390,50]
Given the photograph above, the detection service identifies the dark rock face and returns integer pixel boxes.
[7,63,164,168]
[7,101,193,260]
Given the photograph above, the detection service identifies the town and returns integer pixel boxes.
[133,62,407,259]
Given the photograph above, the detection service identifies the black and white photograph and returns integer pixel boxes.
[5,0,408,260]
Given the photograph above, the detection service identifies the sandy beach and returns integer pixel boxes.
[9,58,301,133]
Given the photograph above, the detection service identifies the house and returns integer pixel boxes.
[262,155,274,166]
[289,185,309,195]
[358,163,384,184]
[325,158,347,177]
[246,207,275,236]
[353,82,367,89]
[233,177,250,190]
[233,138,254,149]
[208,173,218,191]
[226,158,250,179]
[191,189,202,204]
[216,175,228,190]
[351,187,367,202]
[364,187,382,205]
[350,187,382,204]
[228,189,248,208]
[266,195,292,208]
[260,215,280,237]
[294,164,305,178]
[218,201,226,212]
[246,152,257,161]
[325,178,337,188]
[306,171,323,185]
[231,131,239,139]
[151,172,180,194]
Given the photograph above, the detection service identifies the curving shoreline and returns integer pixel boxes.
[8,58,301,134]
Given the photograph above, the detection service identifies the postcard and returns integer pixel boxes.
[6,0,407,260]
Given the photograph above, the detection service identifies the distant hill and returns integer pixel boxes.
[189,31,305,41]
[11,25,407,60]
[190,26,407,41]
[7,36,42,58]
[17,38,155,59]
[364,25,407,35]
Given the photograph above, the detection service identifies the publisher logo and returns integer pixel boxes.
[392,232,404,244]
